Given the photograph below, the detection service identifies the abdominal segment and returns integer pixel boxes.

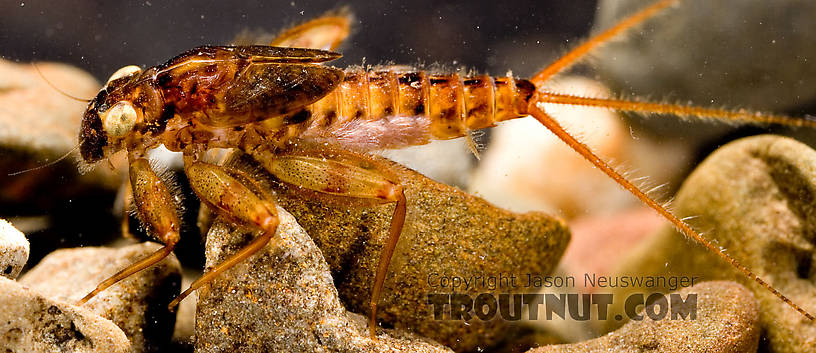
[294,69,536,151]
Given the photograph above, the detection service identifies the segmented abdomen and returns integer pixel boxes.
[294,69,535,150]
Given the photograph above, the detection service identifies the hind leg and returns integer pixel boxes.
[251,148,406,338]
[168,155,281,310]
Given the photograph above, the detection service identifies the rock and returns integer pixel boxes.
[0,59,123,203]
[0,218,29,279]
[0,60,97,155]
[489,325,563,353]
[0,59,125,268]
[196,206,451,353]
[0,276,131,352]
[20,242,182,353]
[594,0,816,141]
[530,281,760,353]
[603,135,816,352]
[221,151,570,352]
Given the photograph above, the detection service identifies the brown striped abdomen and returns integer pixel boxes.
[298,69,535,148]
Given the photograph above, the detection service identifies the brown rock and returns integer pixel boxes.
[604,135,816,352]
[196,206,451,353]
[0,276,131,352]
[530,281,760,353]
[219,152,570,351]
[489,325,563,353]
[0,219,29,279]
[21,242,181,353]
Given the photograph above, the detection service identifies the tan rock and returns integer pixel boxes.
[196,206,451,353]
[0,276,131,353]
[603,135,816,352]
[0,218,29,279]
[530,281,760,353]
[21,242,181,353]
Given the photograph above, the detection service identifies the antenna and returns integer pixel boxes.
[8,145,79,176]
[32,62,92,102]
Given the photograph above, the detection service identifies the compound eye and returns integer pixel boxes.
[101,101,138,138]
[104,65,142,87]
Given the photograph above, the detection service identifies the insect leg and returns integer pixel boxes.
[78,157,180,305]
[169,157,281,310]
[253,150,406,338]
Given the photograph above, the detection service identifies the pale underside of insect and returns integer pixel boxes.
[70,0,815,340]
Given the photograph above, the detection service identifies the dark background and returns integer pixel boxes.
[1,1,598,82]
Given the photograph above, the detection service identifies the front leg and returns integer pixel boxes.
[78,154,180,305]
[251,148,407,338]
